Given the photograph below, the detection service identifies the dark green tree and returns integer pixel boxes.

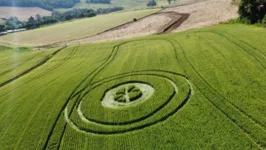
[238,0,266,23]
[147,0,157,6]
[0,0,81,10]
[86,0,110,4]
[25,16,37,29]
[5,17,23,30]
[0,25,5,32]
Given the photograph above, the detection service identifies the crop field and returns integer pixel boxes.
[0,7,51,21]
[56,0,202,12]
[0,46,59,87]
[0,24,265,149]
[56,0,169,12]
[0,9,159,47]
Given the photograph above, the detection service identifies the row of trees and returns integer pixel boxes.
[86,0,110,4]
[0,9,95,32]
[146,0,178,7]
[147,0,157,7]
[96,7,123,14]
[25,8,99,29]
[0,0,80,10]
[0,17,24,32]
[0,6,124,33]
[238,0,266,24]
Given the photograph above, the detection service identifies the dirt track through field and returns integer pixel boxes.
[67,11,185,45]
[163,0,238,32]
[65,0,237,45]
[0,46,66,88]
[160,13,190,33]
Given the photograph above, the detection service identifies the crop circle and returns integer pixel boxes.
[101,83,155,108]
[64,70,192,135]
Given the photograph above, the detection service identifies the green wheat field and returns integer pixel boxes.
[0,24,265,149]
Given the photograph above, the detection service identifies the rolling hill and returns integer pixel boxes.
[0,9,159,46]
[0,24,265,149]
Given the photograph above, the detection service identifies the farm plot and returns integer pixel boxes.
[0,24,265,149]
[0,7,51,21]
[0,46,59,86]
[0,9,159,47]
[68,11,186,45]
[67,0,237,44]
[56,0,205,12]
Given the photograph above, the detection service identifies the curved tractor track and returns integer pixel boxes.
[0,46,78,103]
[45,34,266,149]
[169,32,266,149]
[66,11,189,46]
[43,39,193,149]
[0,46,66,88]
[158,13,190,33]
[0,52,41,77]
[95,11,189,35]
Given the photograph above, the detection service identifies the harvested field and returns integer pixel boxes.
[68,11,184,45]
[0,7,51,21]
[68,0,237,44]
[0,9,159,46]
[163,0,238,32]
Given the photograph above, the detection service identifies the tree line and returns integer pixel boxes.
[0,7,124,33]
[86,0,110,4]
[238,0,266,24]
[0,0,114,10]
[0,0,80,11]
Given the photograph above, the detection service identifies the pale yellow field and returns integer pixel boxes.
[0,7,51,21]
[0,9,159,47]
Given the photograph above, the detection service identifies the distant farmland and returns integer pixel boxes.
[0,9,159,46]
[0,24,265,149]
[56,0,203,12]
[0,7,51,21]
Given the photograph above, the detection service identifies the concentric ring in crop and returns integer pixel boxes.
[64,70,193,135]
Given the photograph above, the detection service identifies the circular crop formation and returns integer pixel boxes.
[102,83,154,108]
[64,70,193,135]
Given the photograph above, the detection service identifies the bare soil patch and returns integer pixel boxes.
[66,0,237,45]
[163,0,238,32]
[0,7,51,21]
[67,11,183,45]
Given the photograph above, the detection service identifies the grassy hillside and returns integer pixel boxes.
[0,9,159,46]
[0,24,265,149]
[0,46,57,85]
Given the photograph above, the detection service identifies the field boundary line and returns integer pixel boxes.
[0,52,43,77]
[217,31,266,59]
[202,31,265,69]
[172,34,266,130]
[201,31,266,129]
[170,38,266,148]
[43,44,119,150]
[0,46,67,88]
[0,46,78,108]
[193,84,263,150]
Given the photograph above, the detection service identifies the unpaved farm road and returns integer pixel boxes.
[164,0,238,32]
[67,11,185,45]
[63,0,237,46]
